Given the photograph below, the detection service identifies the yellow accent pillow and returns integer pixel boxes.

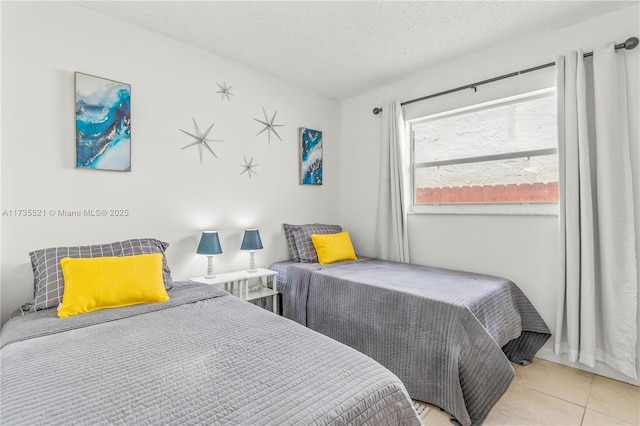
[311,231,357,265]
[58,253,169,318]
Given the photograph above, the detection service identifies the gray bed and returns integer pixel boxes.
[1,281,421,425]
[269,258,551,426]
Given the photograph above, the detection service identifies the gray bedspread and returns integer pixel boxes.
[270,258,551,426]
[1,281,421,426]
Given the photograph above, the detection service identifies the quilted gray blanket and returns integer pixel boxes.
[1,282,421,426]
[270,258,551,426]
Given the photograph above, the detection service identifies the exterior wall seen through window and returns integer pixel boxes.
[411,90,558,205]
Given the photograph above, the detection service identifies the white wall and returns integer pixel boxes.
[0,1,341,324]
[340,5,639,383]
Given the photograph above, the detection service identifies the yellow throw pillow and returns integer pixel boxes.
[58,253,169,318]
[311,231,357,265]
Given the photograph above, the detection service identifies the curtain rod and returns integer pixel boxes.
[372,36,639,115]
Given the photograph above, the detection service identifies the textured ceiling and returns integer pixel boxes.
[72,1,636,100]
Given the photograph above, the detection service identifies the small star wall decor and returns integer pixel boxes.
[239,155,259,180]
[179,118,223,163]
[216,82,233,101]
[254,107,284,145]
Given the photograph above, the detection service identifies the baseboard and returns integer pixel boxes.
[536,347,639,386]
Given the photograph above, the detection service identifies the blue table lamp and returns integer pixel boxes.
[240,229,263,273]
[197,231,223,279]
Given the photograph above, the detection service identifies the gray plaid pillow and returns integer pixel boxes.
[283,224,301,262]
[291,224,342,263]
[29,238,173,311]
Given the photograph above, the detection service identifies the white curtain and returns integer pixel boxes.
[555,44,638,379]
[375,100,410,263]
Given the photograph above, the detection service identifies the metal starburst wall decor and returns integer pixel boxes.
[179,118,223,163]
[216,82,233,101]
[254,107,284,145]
[239,155,259,180]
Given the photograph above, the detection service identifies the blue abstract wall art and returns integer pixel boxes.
[299,127,323,185]
[75,72,131,171]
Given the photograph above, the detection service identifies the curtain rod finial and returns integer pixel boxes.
[372,107,383,115]
[624,37,639,50]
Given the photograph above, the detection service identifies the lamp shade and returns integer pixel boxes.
[196,231,223,255]
[240,229,263,251]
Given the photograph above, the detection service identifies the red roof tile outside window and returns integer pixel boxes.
[416,182,559,204]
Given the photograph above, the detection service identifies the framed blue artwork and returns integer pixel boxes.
[299,127,323,185]
[75,72,131,171]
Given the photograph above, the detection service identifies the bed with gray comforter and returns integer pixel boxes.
[0,281,421,426]
[270,258,551,426]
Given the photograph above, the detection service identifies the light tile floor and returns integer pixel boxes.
[421,358,639,425]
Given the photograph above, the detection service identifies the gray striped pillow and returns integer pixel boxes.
[29,238,173,311]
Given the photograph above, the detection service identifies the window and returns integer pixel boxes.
[410,89,558,207]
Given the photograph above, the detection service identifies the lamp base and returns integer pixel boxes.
[205,256,216,280]
[247,251,257,273]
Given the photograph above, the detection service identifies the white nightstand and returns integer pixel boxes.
[192,268,278,314]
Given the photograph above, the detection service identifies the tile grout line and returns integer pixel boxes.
[581,373,639,425]
[516,379,590,409]
[520,386,589,408]
[515,368,637,426]
[490,407,528,425]
[513,364,595,409]
[580,374,592,425]
[494,382,587,425]
[579,405,587,425]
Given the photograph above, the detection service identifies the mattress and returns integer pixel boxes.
[270,258,551,426]
[1,281,421,426]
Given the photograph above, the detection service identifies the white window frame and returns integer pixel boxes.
[406,88,559,216]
